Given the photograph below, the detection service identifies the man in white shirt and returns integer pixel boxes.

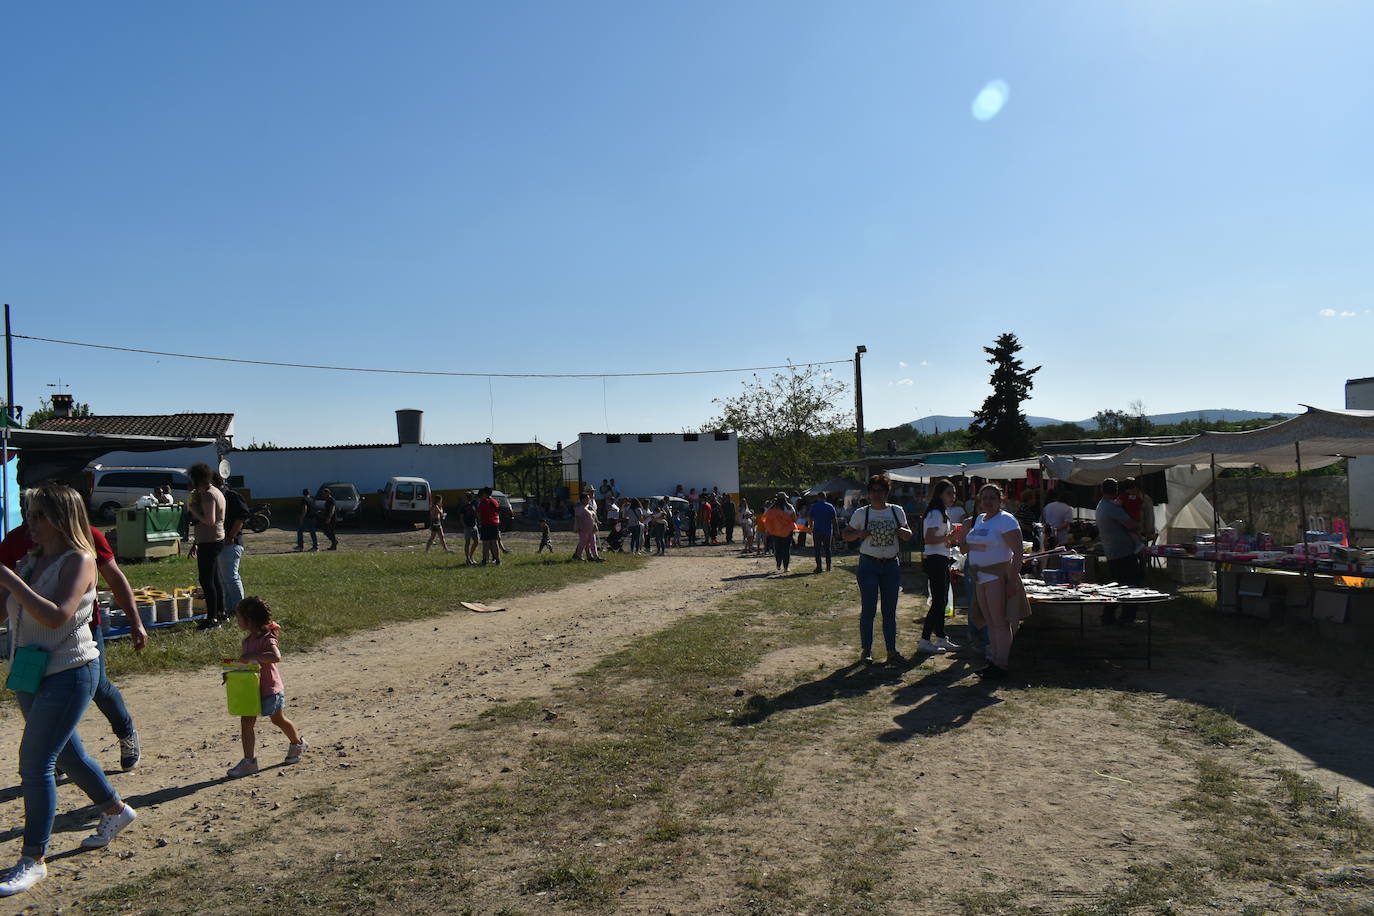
[1042,491,1074,548]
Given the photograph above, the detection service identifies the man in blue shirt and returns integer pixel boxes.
[808,493,838,573]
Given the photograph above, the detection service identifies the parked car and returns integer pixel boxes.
[490,490,514,532]
[86,465,190,523]
[381,476,431,526]
[313,482,361,524]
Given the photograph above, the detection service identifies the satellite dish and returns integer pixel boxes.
[219,458,231,479]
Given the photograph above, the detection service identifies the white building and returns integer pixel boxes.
[228,442,493,499]
[228,410,492,498]
[562,432,739,497]
[1348,377,1374,542]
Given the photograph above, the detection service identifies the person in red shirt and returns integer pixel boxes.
[476,487,502,566]
[1119,477,1144,522]
[0,521,146,771]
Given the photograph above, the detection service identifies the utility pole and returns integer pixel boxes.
[4,304,13,423]
[854,345,867,457]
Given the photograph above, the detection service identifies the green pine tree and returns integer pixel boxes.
[967,333,1040,460]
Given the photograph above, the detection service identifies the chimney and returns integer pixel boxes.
[51,393,74,419]
[395,409,423,445]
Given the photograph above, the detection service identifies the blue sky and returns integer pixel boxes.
[4,0,1371,447]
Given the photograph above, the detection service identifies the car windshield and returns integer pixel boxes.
[320,485,358,500]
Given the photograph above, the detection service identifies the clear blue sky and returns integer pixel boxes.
[4,0,1371,447]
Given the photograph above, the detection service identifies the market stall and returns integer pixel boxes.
[1043,407,1374,633]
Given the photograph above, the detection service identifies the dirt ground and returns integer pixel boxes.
[2,535,1372,913]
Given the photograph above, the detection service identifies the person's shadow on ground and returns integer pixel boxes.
[878,659,1004,742]
[0,774,237,847]
[730,656,921,727]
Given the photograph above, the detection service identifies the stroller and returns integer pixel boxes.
[605,520,626,552]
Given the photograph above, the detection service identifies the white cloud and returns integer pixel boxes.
[898,361,908,368]
[919,360,929,367]
[896,378,913,386]
[1341,311,1358,317]
[1319,309,1337,317]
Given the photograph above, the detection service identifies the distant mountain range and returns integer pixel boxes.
[905,409,1291,435]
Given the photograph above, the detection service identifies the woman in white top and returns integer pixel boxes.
[842,474,913,665]
[739,498,756,554]
[959,483,1026,680]
[919,479,961,655]
[0,486,138,897]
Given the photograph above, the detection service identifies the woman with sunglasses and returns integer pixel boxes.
[842,474,913,665]
[0,486,137,897]
[962,483,1027,680]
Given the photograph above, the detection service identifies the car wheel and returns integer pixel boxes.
[98,502,122,523]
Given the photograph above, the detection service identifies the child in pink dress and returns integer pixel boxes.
[227,597,307,778]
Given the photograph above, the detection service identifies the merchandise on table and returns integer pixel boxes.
[1144,532,1374,576]
[1022,577,1170,602]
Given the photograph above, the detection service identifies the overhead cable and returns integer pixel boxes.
[14,334,850,379]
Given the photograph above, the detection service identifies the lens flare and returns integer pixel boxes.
[971,80,1010,121]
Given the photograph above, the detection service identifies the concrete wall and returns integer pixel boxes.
[227,443,493,499]
[1214,476,1349,543]
[567,433,739,497]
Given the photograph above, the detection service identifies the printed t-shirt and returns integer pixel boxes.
[922,509,953,558]
[808,501,837,537]
[242,626,284,696]
[965,510,1021,567]
[850,504,909,560]
[478,497,501,527]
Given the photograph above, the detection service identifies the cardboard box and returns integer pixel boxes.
[1240,595,1284,620]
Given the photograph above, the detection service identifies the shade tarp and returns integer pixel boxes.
[887,458,1039,483]
[804,476,864,496]
[1041,407,1374,482]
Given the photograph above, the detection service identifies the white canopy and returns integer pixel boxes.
[887,458,1040,483]
[1040,407,1374,483]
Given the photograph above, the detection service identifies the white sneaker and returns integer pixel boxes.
[0,857,46,896]
[284,740,308,765]
[81,805,137,849]
[916,638,939,654]
[934,636,961,652]
[227,757,259,778]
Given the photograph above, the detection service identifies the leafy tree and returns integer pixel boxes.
[705,366,853,488]
[966,333,1040,460]
[26,396,92,428]
[1035,421,1089,444]
[240,439,280,450]
[493,445,547,496]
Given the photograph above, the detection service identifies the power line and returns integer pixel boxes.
[13,333,850,380]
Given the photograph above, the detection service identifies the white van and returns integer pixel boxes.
[86,465,191,522]
[381,477,431,526]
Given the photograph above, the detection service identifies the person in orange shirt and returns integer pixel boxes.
[761,493,798,574]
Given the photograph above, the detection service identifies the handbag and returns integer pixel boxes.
[6,644,49,693]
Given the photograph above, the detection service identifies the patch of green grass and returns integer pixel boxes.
[102,550,643,679]
[1060,860,1212,916]
[1168,701,1252,747]
[521,860,611,903]
[475,699,544,726]
[951,889,1042,916]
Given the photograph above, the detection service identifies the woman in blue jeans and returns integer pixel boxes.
[0,485,137,898]
[842,474,914,666]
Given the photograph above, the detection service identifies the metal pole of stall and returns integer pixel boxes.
[1295,442,1314,619]
[1211,454,1220,607]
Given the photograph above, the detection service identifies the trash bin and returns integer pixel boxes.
[114,505,183,561]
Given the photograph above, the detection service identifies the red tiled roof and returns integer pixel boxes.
[36,413,233,439]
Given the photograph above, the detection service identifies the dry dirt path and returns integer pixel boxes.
[0,545,771,911]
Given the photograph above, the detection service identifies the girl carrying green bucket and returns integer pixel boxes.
[224,597,306,778]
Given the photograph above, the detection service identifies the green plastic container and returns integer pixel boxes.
[222,662,261,716]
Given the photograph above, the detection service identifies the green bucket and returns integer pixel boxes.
[222,662,261,716]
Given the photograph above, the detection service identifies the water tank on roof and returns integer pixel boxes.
[396,409,423,445]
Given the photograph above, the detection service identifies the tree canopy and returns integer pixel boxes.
[705,366,854,489]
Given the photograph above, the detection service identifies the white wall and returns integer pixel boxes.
[228,443,494,498]
[571,433,739,497]
[1347,379,1374,535]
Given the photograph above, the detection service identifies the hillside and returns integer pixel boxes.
[907,409,1291,435]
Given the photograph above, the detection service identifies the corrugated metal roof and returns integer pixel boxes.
[37,413,233,438]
